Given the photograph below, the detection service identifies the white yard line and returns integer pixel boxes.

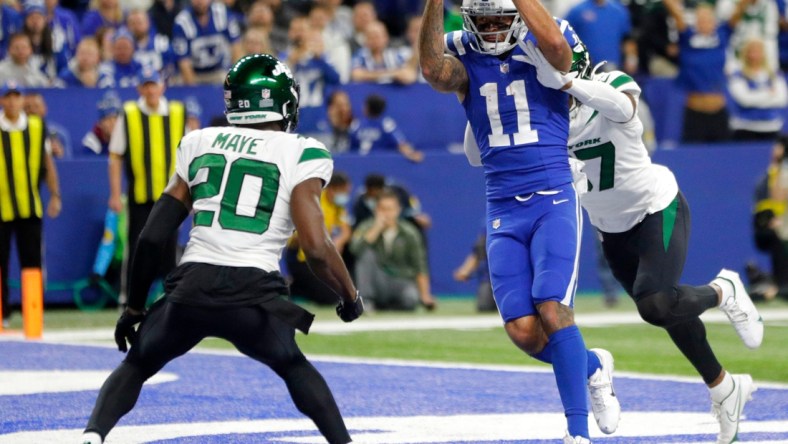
[12,307,788,342]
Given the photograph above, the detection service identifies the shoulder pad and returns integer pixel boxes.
[595,70,641,96]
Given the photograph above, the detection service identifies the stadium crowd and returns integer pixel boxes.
[0,0,783,147]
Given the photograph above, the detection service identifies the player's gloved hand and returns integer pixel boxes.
[114,308,146,352]
[336,292,364,322]
[518,40,576,90]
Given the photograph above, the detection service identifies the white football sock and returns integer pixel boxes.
[709,371,734,403]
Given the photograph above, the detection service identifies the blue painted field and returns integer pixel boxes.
[0,341,786,443]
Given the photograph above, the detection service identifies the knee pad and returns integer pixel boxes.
[635,292,674,328]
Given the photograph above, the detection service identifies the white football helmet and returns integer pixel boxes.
[461,0,524,55]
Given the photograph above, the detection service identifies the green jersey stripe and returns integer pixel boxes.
[610,74,634,89]
[298,148,332,163]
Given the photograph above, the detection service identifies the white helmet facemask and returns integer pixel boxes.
[461,0,525,55]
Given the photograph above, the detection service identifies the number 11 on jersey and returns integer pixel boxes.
[480,80,539,148]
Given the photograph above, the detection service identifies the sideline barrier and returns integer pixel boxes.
[4,143,774,307]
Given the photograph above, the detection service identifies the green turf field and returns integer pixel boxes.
[22,294,788,383]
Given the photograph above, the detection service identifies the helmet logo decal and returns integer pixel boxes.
[271,62,293,79]
[260,89,274,107]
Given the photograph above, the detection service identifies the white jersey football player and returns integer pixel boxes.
[465,40,764,444]
[80,54,363,444]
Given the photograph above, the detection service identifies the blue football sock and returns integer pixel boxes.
[532,342,601,379]
[548,325,589,439]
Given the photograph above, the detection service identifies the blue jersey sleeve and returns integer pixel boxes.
[171,22,190,60]
[382,117,406,146]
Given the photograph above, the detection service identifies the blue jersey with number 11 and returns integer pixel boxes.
[445,20,580,200]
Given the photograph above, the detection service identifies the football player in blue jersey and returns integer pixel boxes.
[419,1,619,442]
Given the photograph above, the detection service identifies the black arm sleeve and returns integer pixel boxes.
[127,193,189,311]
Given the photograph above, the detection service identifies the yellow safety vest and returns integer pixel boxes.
[0,115,45,222]
[123,100,185,204]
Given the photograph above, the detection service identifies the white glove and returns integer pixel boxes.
[517,40,575,90]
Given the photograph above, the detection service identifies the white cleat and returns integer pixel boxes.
[79,432,102,444]
[588,348,620,434]
[563,431,591,443]
[712,269,764,349]
[712,374,756,444]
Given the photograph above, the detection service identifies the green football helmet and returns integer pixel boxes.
[224,54,300,131]
[570,41,592,80]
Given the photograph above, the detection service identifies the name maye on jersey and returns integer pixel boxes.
[175,126,333,272]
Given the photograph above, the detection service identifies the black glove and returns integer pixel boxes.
[336,293,364,322]
[114,309,146,352]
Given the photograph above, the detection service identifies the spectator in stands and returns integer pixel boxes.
[24,0,68,81]
[309,4,351,83]
[0,4,22,61]
[351,173,432,241]
[241,26,271,56]
[24,92,69,158]
[283,17,341,111]
[0,33,50,87]
[351,20,417,84]
[81,91,119,156]
[126,9,176,81]
[286,171,353,305]
[81,0,124,37]
[664,0,750,143]
[728,37,788,141]
[565,0,638,74]
[751,135,788,299]
[221,0,244,31]
[57,36,101,86]
[453,230,496,312]
[349,94,424,162]
[246,1,274,32]
[315,0,353,42]
[350,1,377,54]
[717,0,780,72]
[148,0,182,39]
[634,2,679,77]
[95,25,114,61]
[313,89,353,153]
[350,187,436,311]
[97,29,143,87]
[44,0,80,68]
[0,81,61,328]
[261,0,301,55]
[172,0,243,84]
[108,68,185,306]
[372,0,421,39]
[397,15,425,82]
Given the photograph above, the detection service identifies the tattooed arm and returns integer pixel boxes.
[512,0,571,71]
[418,0,469,98]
